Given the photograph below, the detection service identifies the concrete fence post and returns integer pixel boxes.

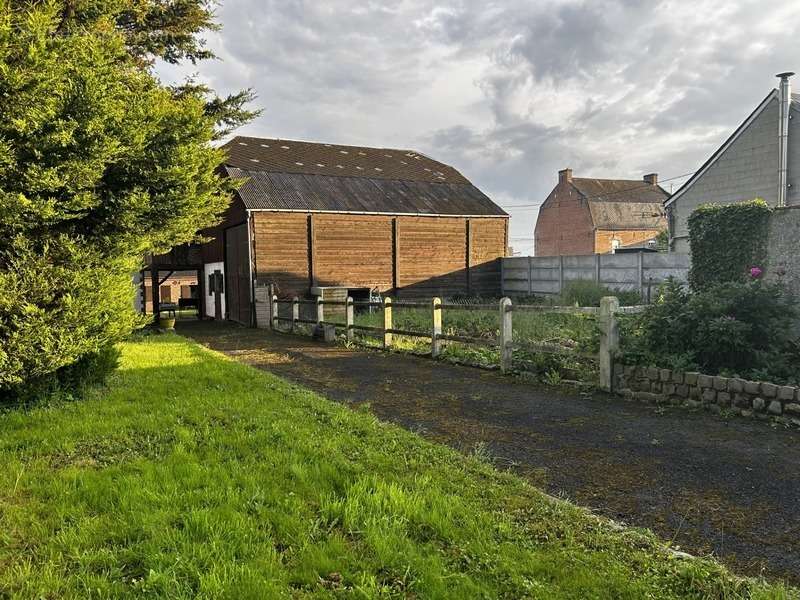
[346,296,354,342]
[558,255,565,294]
[383,297,393,348]
[431,297,442,357]
[291,296,299,333]
[271,295,278,330]
[637,251,644,301]
[316,296,324,325]
[528,257,533,295]
[599,296,620,392]
[499,297,513,373]
[594,254,601,283]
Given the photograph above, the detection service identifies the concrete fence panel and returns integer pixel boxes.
[501,253,689,298]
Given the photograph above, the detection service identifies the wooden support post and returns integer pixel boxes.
[431,297,442,357]
[316,296,324,325]
[499,297,513,373]
[151,268,160,322]
[383,297,393,348]
[465,219,472,295]
[599,296,620,392]
[346,296,354,342]
[291,296,299,333]
[271,295,278,330]
[558,255,565,295]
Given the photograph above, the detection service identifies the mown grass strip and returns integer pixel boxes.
[0,334,795,599]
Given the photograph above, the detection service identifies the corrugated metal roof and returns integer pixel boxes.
[226,167,508,216]
[588,201,666,230]
[222,136,469,184]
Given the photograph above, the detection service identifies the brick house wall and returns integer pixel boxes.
[534,170,595,256]
[594,229,662,254]
[535,169,667,256]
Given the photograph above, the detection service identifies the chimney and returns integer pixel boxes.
[643,173,658,186]
[777,71,794,207]
[558,168,573,184]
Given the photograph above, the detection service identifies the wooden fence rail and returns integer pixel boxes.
[267,294,641,391]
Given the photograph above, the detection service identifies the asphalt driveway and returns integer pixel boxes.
[181,320,800,584]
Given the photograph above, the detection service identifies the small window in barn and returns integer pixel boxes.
[238,142,248,145]
[358,151,366,156]
[384,154,392,158]
[316,163,325,167]
[339,150,349,154]
[336,165,344,169]
[260,144,270,148]
[401,161,407,165]
[250,158,260,163]
[295,162,304,166]
[374,168,383,172]
[281,145,290,149]
[356,166,363,170]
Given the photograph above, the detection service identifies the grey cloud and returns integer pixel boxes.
[157,0,800,255]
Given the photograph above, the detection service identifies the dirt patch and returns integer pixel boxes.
[182,321,800,584]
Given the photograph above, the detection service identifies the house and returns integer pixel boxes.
[666,72,800,252]
[143,136,509,325]
[141,271,198,313]
[534,168,668,256]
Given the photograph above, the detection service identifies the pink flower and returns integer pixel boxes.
[749,266,763,279]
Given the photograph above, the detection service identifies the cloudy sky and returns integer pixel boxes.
[157,0,800,255]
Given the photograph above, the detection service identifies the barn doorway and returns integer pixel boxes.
[224,223,252,325]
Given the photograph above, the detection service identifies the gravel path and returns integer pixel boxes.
[182,321,800,584]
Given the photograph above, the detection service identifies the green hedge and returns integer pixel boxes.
[688,200,772,290]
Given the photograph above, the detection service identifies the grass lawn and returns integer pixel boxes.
[0,334,794,599]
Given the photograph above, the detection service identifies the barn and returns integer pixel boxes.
[142,136,508,325]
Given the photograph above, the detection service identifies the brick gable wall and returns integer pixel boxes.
[534,180,594,256]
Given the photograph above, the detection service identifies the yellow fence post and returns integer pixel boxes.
[383,297,393,348]
[431,297,442,357]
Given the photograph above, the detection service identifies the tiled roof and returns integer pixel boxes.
[220,136,507,217]
[222,136,470,184]
[588,200,666,230]
[224,167,507,216]
[572,178,670,204]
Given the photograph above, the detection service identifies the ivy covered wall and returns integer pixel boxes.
[688,200,772,290]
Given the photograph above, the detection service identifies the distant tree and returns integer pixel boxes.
[0,1,251,398]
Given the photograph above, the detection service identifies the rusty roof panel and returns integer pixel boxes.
[227,168,507,216]
[222,136,470,184]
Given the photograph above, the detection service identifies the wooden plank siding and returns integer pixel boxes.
[251,211,507,298]
[395,216,466,297]
[312,214,394,290]
[252,212,309,296]
[470,218,507,295]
